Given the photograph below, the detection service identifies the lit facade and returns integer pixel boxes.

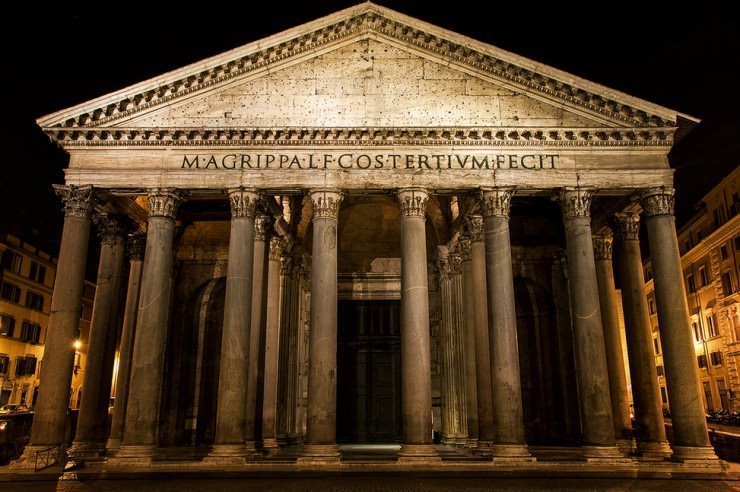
[7,2,728,474]
[0,234,93,409]
[645,166,740,413]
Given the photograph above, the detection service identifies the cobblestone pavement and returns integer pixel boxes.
[1,476,737,492]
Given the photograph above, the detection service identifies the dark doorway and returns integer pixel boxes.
[337,300,402,443]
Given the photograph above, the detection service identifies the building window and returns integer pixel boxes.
[28,262,46,284]
[653,337,661,355]
[687,274,696,293]
[645,269,653,281]
[25,291,44,311]
[707,315,718,338]
[718,378,730,409]
[711,350,723,366]
[721,245,729,260]
[649,299,656,315]
[0,314,15,337]
[685,240,692,253]
[0,282,21,303]
[0,354,9,375]
[703,381,713,411]
[20,321,41,344]
[656,365,665,376]
[14,355,37,377]
[692,322,703,342]
[735,236,740,251]
[1,250,22,274]
[699,266,708,287]
[660,386,668,404]
[722,272,734,296]
[698,354,708,369]
[714,207,726,227]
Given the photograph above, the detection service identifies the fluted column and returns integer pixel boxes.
[396,188,440,462]
[613,212,671,459]
[116,188,184,461]
[458,237,479,447]
[642,188,718,463]
[276,252,295,445]
[300,189,343,462]
[206,188,259,462]
[245,212,271,455]
[467,215,495,456]
[262,236,284,452]
[481,188,533,461]
[12,185,95,468]
[107,232,146,453]
[72,213,128,455]
[558,187,621,461]
[592,231,635,455]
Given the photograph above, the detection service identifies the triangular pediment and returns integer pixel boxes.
[39,2,694,146]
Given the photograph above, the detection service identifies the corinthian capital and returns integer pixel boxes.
[558,187,594,220]
[641,187,675,218]
[614,212,641,241]
[93,213,129,246]
[457,236,472,261]
[480,187,514,219]
[397,188,428,218]
[254,214,273,241]
[147,188,185,219]
[309,189,343,219]
[269,236,284,261]
[126,232,147,261]
[465,215,484,243]
[53,184,96,219]
[592,231,613,261]
[227,187,260,218]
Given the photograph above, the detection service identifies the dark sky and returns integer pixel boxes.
[4,1,739,255]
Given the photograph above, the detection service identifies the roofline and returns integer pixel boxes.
[37,1,699,128]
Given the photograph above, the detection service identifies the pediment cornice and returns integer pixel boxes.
[38,3,693,134]
[50,126,675,148]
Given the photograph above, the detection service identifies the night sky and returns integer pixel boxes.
[4,1,739,257]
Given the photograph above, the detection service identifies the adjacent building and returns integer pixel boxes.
[645,166,740,413]
[0,233,94,409]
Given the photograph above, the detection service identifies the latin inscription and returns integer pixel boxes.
[181,153,559,171]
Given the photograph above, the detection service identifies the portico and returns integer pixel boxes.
[11,2,722,473]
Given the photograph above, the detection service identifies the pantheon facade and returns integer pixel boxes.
[13,3,722,470]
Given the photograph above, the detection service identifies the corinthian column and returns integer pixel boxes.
[206,188,259,463]
[480,188,533,462]
[458,237,479,448]
[12,185,95,468]
[115,188,184,462]
[466,215,495,456]
[557,187,622,461]
[107,232,146,453]
[396,188,440,462]
[641,188,718,463]
[592,231,634,455]
[613,212,671,459]
[72,213,128,456]
[262,236,284,452]
[299,189,343,463]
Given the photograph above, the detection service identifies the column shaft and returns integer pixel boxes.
[262,237,283,450]
[459,238,479,447]
[12,186,95,467]
[207,188,259,461]
[642,188,717,462]
[614,213,670,458]
[397,188,439,462]
[73,214,127,453]
[468,216,495,454]
[300,190,343,462]
[593,232,635,454]
[558,188,620,460]
[480,189,532,461]
[107,233,145,452]
[117,189,183,460]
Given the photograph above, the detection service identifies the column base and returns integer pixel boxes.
[636,440,672,460]
[8,444,64,469]
[464,438,479,449]
[202,444,248,464]
[581,444,634,464]
[474,440,493,457]
[262,438,280,456]
[245,440,263,456]
[671,445,721,465]
[105,438,122,455]
[68,441,106,461]
[491,444,536,463]
[106,444,157,465]
[616,438,636,456]
[297,444,341,464]
[397,444,441,463]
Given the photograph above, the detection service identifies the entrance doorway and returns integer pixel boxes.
[337,300,402,443]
